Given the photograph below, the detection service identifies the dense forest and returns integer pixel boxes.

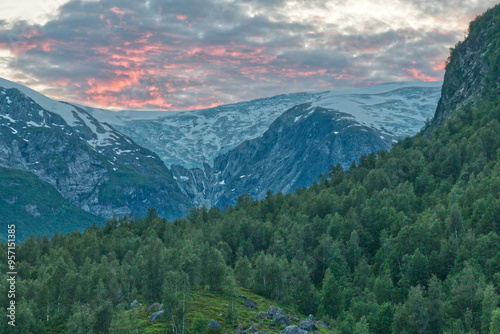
[1,5,500,334]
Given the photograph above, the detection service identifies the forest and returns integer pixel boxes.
[1,4,499,334]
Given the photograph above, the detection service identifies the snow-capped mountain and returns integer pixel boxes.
[170,103,400,208]
[0,76,442,231]
[84,81,442,169]
[0,77,189,219]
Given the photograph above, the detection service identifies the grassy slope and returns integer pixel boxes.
[115,288,330,334]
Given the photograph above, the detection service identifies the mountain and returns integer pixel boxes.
[1,78,441,227]
[84,81,442,170]
[0,77,189,221]
[171,103,397,208]
[87,82,442,207]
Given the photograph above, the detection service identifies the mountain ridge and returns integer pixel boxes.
[0,77,442,236]
[0,79,190,221]
[83,81,442,169]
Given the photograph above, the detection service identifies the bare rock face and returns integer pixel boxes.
[426,14,495,133]
[173,104,395,209]
[0,83,189,220]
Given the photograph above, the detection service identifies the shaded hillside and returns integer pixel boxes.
[0,166,102,241]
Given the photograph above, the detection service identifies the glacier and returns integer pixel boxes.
[82,81,442,169]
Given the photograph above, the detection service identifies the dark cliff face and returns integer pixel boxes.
[0,88,189,219]
[427,5,499,133]
[172,103,395,208]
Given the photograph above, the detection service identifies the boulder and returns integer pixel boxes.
[245,325,258,333]
[130,299,141,309]
[209,319,222,330]
[267,306,285,318]
[274,314,291,326]
[255,332,271,334]
[148,310,164,322]
[298,319,315,331]
[280,326,308,334]
[307,314,316,323]
[234,325,243,333]
[316,320,329,329]
[147,302,160,312]
[245,299,258,309]
[266,306,289,326]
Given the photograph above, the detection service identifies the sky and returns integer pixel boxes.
[0,0,496,111]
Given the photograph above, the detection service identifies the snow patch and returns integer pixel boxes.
[0,114,17,123]
[0,77,80,126]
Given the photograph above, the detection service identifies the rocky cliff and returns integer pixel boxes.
[0,78,189,219]
[172,103,397,208]
[427,5,499,132]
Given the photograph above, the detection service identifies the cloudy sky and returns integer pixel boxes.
[0,0,496,110]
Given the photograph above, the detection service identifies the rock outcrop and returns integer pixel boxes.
[426,7,498,133]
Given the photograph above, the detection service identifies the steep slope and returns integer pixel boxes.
[172,103,397,207]
[0,78,189,220]
[427,6,499,132]
[0,166,101,242]
[87,81,441,208]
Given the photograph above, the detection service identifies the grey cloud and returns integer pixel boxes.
[0,0,497,110]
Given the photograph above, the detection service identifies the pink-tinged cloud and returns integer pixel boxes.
[404,68,441,82]
[110,7,128,17]
[0,0,496,110]
[430,59,447,71]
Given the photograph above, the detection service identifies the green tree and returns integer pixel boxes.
[353,316,370,334]
[491,308,500,334]
[93,280,113,333]
[320,268,343,319]
[288,258,319,314]
[393,286,429,334]
[234,256,253,288]
[481,284,500,334]
[370,302,393,334]
[373,269,394,304]
[66,303,95,334]
[427,276,444,334]
[200,245,228,291]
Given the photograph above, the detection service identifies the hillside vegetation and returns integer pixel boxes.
[1,4,500,334]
